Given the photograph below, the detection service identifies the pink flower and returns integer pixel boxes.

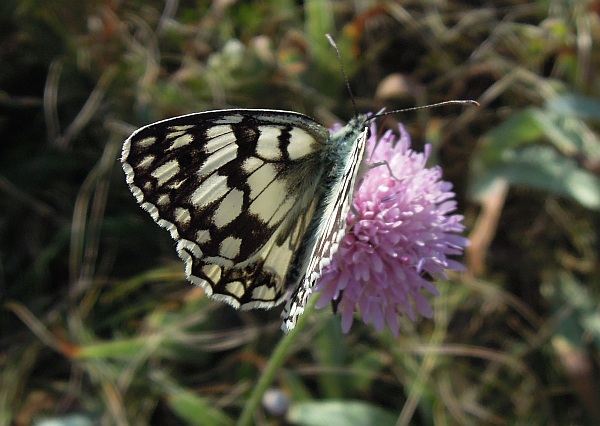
[316,122,469,336]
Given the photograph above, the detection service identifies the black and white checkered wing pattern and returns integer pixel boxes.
[122,110,329,310]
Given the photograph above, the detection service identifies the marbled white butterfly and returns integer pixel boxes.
[121,108,370,332]
[121,37,477,332]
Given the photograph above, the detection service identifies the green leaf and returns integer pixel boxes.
[546,93,600,121]
[476,107,600,160]
[287,401,397,426]
[167,390,234,426]
[154,371,234,426]
[470,98,600,210]
[545,272,600,351]
[75,337,150,359]
[479,108,545,155]
[470,145,600,210]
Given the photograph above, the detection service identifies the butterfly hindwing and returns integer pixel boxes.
[122,110,331,309]
[281,118,369,331]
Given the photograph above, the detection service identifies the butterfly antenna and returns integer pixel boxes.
[326,34,359,117]
[373,100,480,119]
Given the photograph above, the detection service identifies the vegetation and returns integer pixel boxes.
[1,0,599,424]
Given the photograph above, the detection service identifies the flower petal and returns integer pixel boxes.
[317,118,468,335]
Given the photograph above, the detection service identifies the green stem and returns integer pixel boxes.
[236,295,318,426]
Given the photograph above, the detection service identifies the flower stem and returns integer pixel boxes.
[236,295,318,426]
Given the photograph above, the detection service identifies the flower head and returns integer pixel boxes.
[316,121,469,336]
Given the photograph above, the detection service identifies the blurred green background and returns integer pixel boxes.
[2,0,600,425]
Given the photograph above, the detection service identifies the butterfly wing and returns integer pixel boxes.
[121,109,329,309]
[282,117,370,332]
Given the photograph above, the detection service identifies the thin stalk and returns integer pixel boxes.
[236,295,318,426]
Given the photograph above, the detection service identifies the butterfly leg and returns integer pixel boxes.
[347,204,361,231]
[367,160,401,181]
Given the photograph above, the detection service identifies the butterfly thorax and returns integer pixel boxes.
[320,114,371,185]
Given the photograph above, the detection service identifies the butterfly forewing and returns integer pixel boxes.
[122,110,330,310]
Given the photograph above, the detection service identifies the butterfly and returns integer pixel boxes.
[121,109,371,332]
